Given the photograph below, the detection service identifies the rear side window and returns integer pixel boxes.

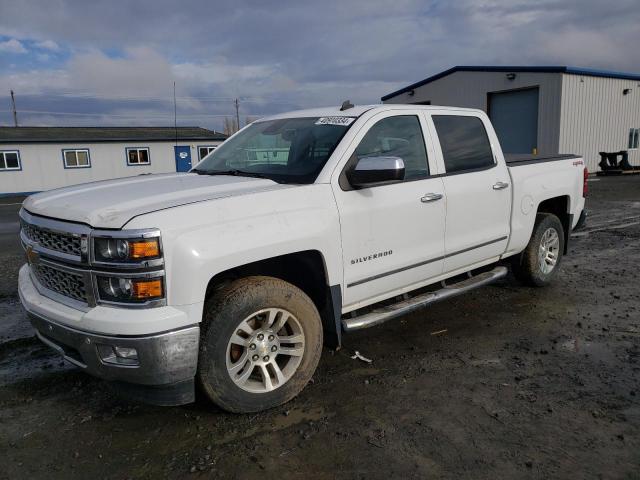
[355,115,429,180]
[433,115,494,173]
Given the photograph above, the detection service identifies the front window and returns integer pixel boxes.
[63,149,90,168]
[126,147,150,165]
[355,115,429,180]
[193,117,355,184]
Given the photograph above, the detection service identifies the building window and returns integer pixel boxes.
[0,150,21,171]
[628,128,639,149]
[63,149,91,168]
[433,115,495,173]
[198,146,217,160]
[126,147,150,165]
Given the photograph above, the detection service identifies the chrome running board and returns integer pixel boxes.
[342,266,508,332]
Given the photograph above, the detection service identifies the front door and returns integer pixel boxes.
[333,111,446,309]
[174,146,192,172]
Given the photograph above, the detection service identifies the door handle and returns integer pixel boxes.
[421,193,443,203]
[493,181,509,190]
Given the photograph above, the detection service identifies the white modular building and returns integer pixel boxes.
[0,126,226,195]
[381,66,640,172]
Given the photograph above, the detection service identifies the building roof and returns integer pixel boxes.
[381,66,640,101]
[0,126,227,144]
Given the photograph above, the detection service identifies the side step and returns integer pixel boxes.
[342,266,508,332]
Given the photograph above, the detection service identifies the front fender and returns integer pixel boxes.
[125,184,343,310]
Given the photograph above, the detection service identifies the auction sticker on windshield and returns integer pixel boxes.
[315,117,356,126]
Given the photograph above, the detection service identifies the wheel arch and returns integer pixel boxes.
[536,195,571,254]
[204,250,342,349]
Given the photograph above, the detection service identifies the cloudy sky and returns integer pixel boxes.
[1,0,638,131]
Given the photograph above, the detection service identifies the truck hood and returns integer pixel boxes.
[23,173,289,229]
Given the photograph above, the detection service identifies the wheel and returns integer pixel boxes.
[197,276,323,413]
[511,213,564,287]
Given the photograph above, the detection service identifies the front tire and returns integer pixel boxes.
[511,213,564,287]
[198,276,323,413]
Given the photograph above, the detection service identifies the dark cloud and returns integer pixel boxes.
[1,0,638,130]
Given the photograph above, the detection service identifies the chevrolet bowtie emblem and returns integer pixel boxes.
[26,245,40,265]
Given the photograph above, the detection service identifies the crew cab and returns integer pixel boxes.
[18,104,587,412]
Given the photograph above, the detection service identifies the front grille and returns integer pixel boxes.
[21,221,82,257]
[31,263,87,303]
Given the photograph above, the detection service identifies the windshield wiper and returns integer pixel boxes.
[192,169,278,182]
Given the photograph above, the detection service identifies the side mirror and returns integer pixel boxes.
[347,156,405,189]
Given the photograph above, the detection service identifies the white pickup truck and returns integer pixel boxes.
[18,104,587,412]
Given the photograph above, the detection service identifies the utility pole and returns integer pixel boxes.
[10,90,18,127]
[173,82,178,145]
[234,98,240,132]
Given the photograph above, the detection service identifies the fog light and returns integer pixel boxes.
[114,346,138,360]
[97,344,139,366]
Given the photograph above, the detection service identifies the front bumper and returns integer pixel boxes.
[19,265,200,405]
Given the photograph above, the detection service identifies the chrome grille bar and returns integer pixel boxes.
[19,209,89,265]
[21,220,82,257]
[31,262,87,303]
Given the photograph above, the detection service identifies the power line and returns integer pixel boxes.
[14,92,299,106]
[13,109,264,118]
[173,82,178,145]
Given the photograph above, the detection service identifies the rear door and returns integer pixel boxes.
[332,110,446,309]
[426,111,511,273]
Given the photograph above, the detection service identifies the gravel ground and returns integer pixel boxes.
[0,177,639,479]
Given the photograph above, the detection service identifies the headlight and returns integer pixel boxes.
[96,275,164,304]
[93,236,161,264]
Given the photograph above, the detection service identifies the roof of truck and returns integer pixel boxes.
[258,104,480,121]
[259,105,378,121]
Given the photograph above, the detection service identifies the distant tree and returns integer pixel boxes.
[223,117,239,135]
[245,116,257,126]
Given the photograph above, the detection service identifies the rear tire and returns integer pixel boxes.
[511,213,564,287]
[198,276,323,413]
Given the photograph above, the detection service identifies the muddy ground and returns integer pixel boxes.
[1,177,639,479]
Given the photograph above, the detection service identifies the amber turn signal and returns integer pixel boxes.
[130,239,160,259]
[132,279,163,299]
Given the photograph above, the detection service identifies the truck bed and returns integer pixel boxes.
[505,153,581,166]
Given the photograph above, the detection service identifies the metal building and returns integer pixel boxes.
[0,126,226,195]
[381,66,640,172]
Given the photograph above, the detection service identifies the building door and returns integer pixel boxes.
[488,87,539,154]
[174,146,192,172]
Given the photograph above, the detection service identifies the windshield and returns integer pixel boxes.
[193,116,355,183]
